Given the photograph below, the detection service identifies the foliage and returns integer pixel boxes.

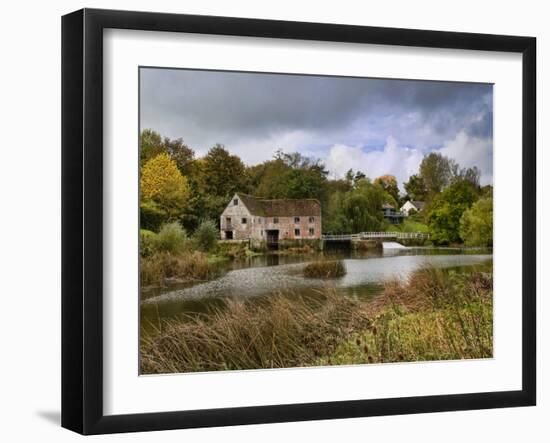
[140,129,164,166]
[154,222,189,254]
[403,174,427,201]
[427,178,479,244]
[202,144,248,198]
[140,153,190,227]
[140,229,157,258]
[419,152,456,196]
[460,197,493,246]
[193,220,219,252]
[374,174,400,203]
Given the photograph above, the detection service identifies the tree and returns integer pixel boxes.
[403,174,427,201]
[427,178,479,244]
[419,153,456,196]
[460,197,493,246]
[140,153,190,230]
[193,220,219,252]
[163,137,195,176]
[140,129,164,166]
[374,175,400,203]
[202,144,248,198]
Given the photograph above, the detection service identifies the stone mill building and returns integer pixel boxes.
[220,193,322,246]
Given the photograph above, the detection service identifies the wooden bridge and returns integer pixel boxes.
[322,231,430,241]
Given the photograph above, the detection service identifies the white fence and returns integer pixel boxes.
[322,231,430,241]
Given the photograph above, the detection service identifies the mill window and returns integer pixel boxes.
[294,229,300,236]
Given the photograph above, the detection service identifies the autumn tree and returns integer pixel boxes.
[140,153,190,230]
[374,174,400,204]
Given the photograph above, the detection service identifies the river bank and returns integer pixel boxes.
[140,266,493,374]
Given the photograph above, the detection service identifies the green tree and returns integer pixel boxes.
[374,174,400,203]
[140,129,164,166]
[403,174,427,201]
[427,178,479,244]
[460,197,493,246]
[419,153,456,196]
[202,144,248,198]
[163,137,195,176]
[193,220,219,252]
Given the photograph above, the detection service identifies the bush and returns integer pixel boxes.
[153,222,188,254]
[193,220,219,252]
[303,260,346,278]
[460,197,493,246]
[140,229,157,258]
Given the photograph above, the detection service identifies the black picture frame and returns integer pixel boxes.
[62,8,536,435]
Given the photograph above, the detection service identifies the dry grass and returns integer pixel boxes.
[140,289,370,374]
[140,251,219,287]
[318,268,493,365]
[303,260,346,278]
[140,267,493,374]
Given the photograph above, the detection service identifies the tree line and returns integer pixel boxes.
[139,129,493,246]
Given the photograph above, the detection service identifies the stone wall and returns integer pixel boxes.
[220,195,322,241]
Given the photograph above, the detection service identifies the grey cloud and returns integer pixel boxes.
[140,67,493,183]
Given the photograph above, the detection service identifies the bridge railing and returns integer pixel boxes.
[322,231,431,240]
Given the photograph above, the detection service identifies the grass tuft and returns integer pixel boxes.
[303,260,347,278]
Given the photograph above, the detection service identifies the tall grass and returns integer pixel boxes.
[140,251,219,287]
[303,260,346,278]
[140,267,493,373]
[318,268,493,365]
[140,290,370,374]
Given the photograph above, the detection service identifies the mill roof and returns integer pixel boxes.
[236,193,321,217]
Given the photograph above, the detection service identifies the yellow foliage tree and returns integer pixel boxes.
[140,153,190,224]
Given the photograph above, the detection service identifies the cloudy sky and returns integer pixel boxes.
[140,68,493,189]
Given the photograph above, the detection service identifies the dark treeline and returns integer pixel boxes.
[139,129,493,246]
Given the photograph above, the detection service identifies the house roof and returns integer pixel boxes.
[382,203,395,210]
[411,201,426,210]
[236,193,321,217]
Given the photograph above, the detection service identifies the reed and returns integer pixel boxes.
[303,260,346,278]
[140,267,493,373]
[140,251,219,287]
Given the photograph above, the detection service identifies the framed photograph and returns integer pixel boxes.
[62,8,536,434]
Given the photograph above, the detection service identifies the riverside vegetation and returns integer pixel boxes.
[140,267,493,374]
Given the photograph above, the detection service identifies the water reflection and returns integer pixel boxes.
[140,247,493,334]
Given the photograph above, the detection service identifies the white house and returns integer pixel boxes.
[400,200,426,216]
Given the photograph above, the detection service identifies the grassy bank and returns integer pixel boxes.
[140,267,492,374]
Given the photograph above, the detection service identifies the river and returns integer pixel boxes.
[140,246,493,333]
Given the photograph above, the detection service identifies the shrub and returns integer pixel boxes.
[193,220,219,252]
[303,260,346,278]
[140,229,157,258]
[154,222,188,254]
